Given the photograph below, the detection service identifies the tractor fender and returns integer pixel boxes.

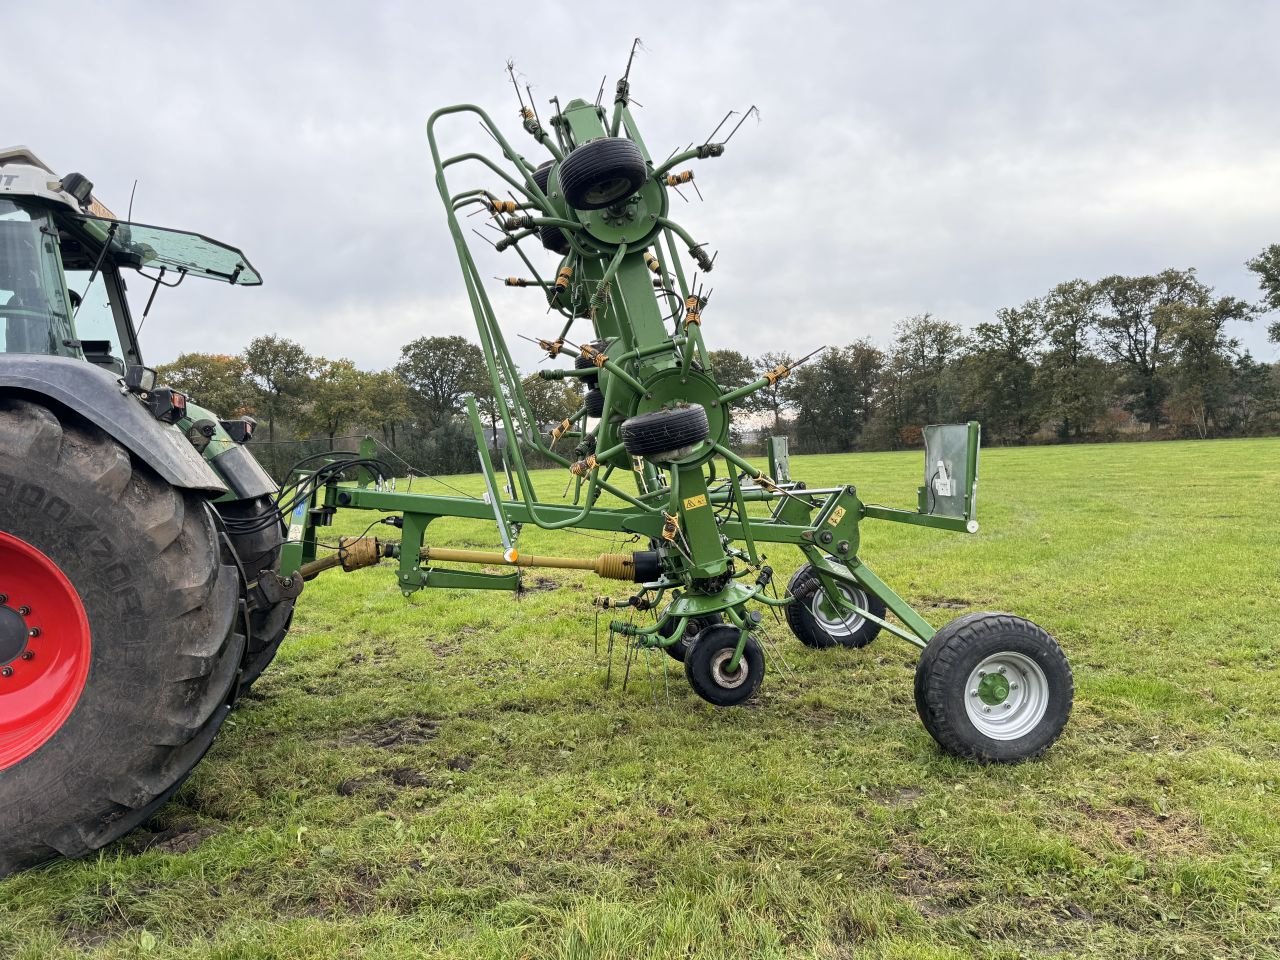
[0,354,226,495]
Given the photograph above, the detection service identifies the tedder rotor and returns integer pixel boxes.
[281,55,1074,760]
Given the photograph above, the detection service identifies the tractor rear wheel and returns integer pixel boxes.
[0,398,246,876]
[216,496,295,697]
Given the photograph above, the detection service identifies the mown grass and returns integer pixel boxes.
[2,439,1279,959]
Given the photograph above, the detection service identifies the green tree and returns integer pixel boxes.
[708,349,756,392]
[394,335,488,428]
[301,358,373,443]
[962,302,1045,444]
[1245,244,1280,342]
[156,352,257,416]
[747,350,795,433]
[363,370,414,447]
[242,335,316,443]
[1036,280,1111,439]
[792,341,883,452]
[1166,296,1254,437]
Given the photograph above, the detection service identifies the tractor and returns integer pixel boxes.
[0,147,298,874]
[0,54,1073,877]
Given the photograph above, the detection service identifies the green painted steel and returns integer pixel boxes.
[283,67,995,694]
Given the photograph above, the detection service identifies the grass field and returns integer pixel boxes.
[3,439,1279,959]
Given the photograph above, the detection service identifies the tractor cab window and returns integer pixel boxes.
[0,200,76,357]
[64,268,139,373]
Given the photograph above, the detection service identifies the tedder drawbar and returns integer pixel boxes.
[280,58,1073,758]
[0,52,1071,876]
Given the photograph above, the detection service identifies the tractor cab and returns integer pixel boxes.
[0,147,260,374]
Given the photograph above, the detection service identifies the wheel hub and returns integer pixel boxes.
[964,652,1049,741]
[811,584,868,637]
[0,531,93,770]
[0,603,28,665]
[709,648,748,689]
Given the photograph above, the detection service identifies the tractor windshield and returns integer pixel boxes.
[0,200,76,356]
[68,214,262,286]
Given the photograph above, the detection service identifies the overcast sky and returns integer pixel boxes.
[6,1,1278,371]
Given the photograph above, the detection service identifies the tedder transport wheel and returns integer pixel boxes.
[914,613,1073,763]
[620,404,710,462]
[0,398,246,876]
[657,610,724,662]
[216,496,296,697]
[558,137,648,211]
[575,350,600,388]
[785,564,885,649]
[531,161,571,255]
[684,624,764,706]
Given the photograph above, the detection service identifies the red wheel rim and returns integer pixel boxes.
[0,531,92,770]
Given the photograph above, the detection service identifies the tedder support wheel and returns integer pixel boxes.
[574,350,600,389]
[914,613,1073,763]
[657,610,724,662]
[531,161,570,255]
[558,137,648,211]
[216,496,296,698]
[584,387,605,418]
[684,624,764,706]
[785,564,885,649]
[0,398,246,876]
[620,404,709,462]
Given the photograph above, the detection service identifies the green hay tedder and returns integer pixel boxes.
[0,52,1072,876]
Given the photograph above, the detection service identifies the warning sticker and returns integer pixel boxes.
[683,494,708,510]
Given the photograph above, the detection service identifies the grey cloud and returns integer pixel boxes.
[4,0,1276,373]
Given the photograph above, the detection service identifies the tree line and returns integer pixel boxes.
[158,247,1280,477]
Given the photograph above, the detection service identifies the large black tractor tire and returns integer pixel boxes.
[216,496,295,698]
[531,161,571,254]
[914,613,1073,763]
[559,137,648,211]
[0,398,246,876]
[620,404,710,462]
[785,564,885,649]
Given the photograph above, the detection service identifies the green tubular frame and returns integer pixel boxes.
[281,88,986,662]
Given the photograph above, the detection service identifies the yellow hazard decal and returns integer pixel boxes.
[828,505,847,526]
[683,494,708,510]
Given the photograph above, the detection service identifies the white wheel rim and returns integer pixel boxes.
[963,652,1050,740]
[810,583,868,638]
[709,649,748,689]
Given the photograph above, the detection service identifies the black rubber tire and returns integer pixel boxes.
[621,405,709,461]
[530,162,571,254]
[684,624,764,707]
[914,613,1073,763]
[215,496,296,698]
[657,611,724,663]
[574,352,599,390]
[584,387,605,418]
[531,160,553,194]
[559,137,647,211]
[0,397,246,876]
[785,564,884,649]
